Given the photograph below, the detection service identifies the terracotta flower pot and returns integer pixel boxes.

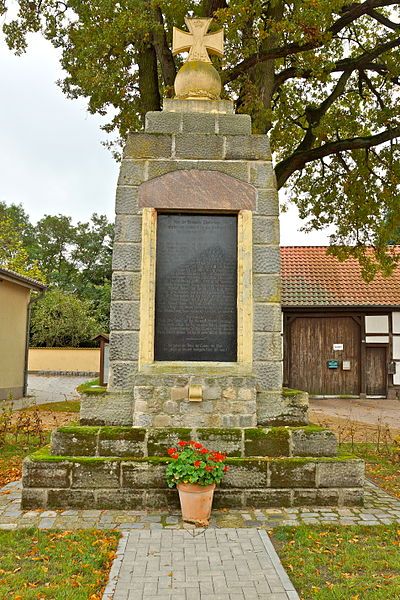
[177,482,216,525]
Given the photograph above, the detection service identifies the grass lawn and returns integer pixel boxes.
[272,524,400,600]
[0,528,120,599]
[341,443,400,499]
[77,378,107,396]
[0,434,50,487]
[25,401,81,413]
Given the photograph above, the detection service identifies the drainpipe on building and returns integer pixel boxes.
[23,290,45,397]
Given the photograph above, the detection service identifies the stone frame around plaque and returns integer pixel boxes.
[138,207,253,375]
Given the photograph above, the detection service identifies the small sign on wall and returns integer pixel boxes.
[327,359,340,369]
[342,360,351,371]
[333,343,344,351]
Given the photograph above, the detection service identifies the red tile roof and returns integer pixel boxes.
[281,246,400,307]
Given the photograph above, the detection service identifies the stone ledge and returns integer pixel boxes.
[21,484,364,511]
[50,425,337,458]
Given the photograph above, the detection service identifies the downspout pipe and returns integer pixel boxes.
[23,290,45,397]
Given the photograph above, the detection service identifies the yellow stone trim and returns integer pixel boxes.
[138,208,157,369]
[138,209,253,374]
[237,210,253,367]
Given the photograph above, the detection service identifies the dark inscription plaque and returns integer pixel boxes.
[155,213,237,362]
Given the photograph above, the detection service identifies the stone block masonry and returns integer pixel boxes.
[108,104,281,425]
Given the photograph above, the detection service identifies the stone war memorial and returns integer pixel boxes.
[22,17,364,511]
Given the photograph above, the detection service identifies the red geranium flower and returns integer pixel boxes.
[171,453,179,459]
[178,441,188,447]
[189,441,197,446]
[200,448,208,454]
[167,447,177,456]
[194,442,203,449]
[205,466,214,471]
[223,466,229,472]
[194,460,201,467]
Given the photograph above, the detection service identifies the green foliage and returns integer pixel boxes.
[0,529,120,599]
[273,524,400,599]
[2,1,400,274]
[30,289,100,347]
[0,212,45,282]
[77,378,108,395]
[165,440,228,487]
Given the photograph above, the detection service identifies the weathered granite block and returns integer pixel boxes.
[249,161,276,187]
[110,302,140,331]
[114,215,142,243]
[96,489,147,510]
[147,428,192,456]
[109,331,139,361]
[217,114,252,135]
[339,488,364,506]
[112,243,141,272]
[225,135,270,160]
[245,428,290,457]
[224,461,269,489]
[47,489,95,509]
[72,461,121,489]
[80,393,133,425]
[143,489,181,510]
[257,189,279,216]
[118,160,146,186]
[292,429,337,457]
[23,459,71,488]
[111,272,141,301]
[253,246,281,274]
[182,113,217,133]
[254,333,283,361]
[108,362,137,392]
[293,489,340,507]
[51,427,98,456]
[270,460,316,488]
[253,216,280,245]
[122,462,167,488]
[124,133,172,159]
[196,428,242,457]
[98,427,146,457]
[257,390,309,426]
[254,362,283,390]
[318,461,364,488]
[21,488,47,510]
[115,186,139,214]
[242,489,292,508]
[253,304,282,332]
[145,111,183,133]
[175,133,224,160]
[253,274,281,303]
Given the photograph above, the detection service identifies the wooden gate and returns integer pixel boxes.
[286,316,361,395]
[366,346,387,396]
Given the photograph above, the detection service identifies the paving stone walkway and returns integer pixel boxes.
[102,529,299,600]
[0,479,400,530]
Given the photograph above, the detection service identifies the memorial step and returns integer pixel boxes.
[50,425,337,458]
[21,451,364,510]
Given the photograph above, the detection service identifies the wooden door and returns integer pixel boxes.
[287,316,361,395]
[366,347,387,396]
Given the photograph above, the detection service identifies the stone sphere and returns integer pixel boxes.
[174,61,222,100]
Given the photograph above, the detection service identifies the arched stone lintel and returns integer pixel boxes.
[138,169,256,211]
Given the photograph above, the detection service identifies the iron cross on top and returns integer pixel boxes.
[173,17,224,63]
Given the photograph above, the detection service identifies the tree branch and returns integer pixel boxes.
[275,126,400,188]
[367,8,400,30]
[223,0,400,84]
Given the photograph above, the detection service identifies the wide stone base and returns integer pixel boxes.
[21,425,365,510]
[22,454,364,510]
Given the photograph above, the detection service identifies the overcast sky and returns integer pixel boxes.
[0,34,331,245]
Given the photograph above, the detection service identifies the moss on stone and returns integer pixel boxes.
[245,427,290,457]
[99,426,146,441]
[198,428,242,442]
[30,446,171,465]
[77,378,108,396]
[282,387,305,396]
[57,426,100,436]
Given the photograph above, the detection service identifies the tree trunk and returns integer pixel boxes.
[153,6,176,93]
[137,43,161,121]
